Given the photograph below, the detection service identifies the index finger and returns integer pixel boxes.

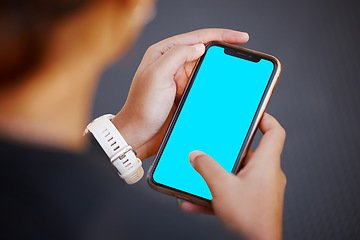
[253,113,286,165]
[137,29,249,74]
[154,28,249,54]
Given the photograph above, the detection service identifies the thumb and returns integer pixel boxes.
[189,150,230,191]
[145,44,205,83]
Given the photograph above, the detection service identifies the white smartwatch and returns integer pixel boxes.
[84,114,144,184]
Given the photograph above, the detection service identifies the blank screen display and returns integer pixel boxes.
[153,46,274,200]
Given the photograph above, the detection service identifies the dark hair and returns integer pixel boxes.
[0,0,94,87]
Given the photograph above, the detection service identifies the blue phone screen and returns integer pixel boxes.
[152,46,275,200]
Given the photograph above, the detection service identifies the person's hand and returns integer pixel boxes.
[112,29,249,159]
[180,113,286,240]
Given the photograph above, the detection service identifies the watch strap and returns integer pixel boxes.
[84,114,144,184]
[85,114,127,159]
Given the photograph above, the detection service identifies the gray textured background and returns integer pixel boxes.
[92,0,360,239]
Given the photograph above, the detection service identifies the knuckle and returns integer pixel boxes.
[273,124,286,141]
[143,44,159,61]
[279,126,286,139]
[146,44,157,54]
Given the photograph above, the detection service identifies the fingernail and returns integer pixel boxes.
[189,150,204,164]
[193,43,204,52]
[243,32,250,39]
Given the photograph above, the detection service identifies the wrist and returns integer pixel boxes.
[111,111,149,160]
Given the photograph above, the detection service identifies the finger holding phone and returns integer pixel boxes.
[111,29,249,160]
[181,113,287,240]
[148,41,282,205]
[110,28,286,240]
[140,37,286,239]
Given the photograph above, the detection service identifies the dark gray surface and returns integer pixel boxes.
[92,1,360,239]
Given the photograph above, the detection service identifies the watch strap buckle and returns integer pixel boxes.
[110,146,144,184]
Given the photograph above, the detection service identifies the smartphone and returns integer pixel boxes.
[147,41,281,207]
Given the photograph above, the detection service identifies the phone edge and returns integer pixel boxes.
[146,41,282,207]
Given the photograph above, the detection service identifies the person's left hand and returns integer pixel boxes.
[112,29,249,159]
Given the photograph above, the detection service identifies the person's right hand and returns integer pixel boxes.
[181,113,287,240]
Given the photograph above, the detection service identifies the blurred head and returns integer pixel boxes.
[0,0,155,88]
